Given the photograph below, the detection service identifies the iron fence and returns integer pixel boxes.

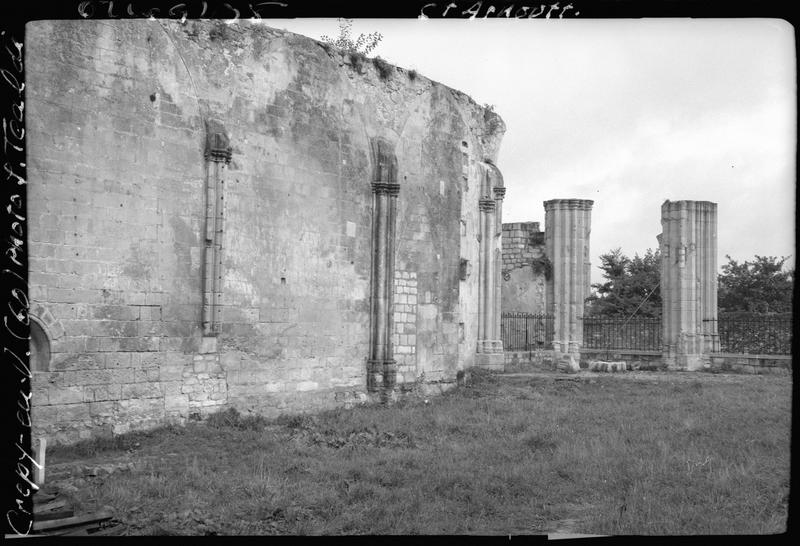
[501,312,554,351]
[582,316,662,351]
[715,314,792,355]
[502,312,791,354]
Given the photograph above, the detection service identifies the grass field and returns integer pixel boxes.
[46,369,791,535]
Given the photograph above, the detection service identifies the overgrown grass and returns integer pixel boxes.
[47,370,790,535]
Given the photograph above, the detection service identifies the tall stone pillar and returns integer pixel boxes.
[367,138,400,394]
[475,161,504,369]
[544,199,593,371]
[659,200,718,370]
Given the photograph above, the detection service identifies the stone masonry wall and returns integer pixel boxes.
[501,222,547,314]
[26,20,504,443]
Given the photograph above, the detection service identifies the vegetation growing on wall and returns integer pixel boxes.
[318,19,422,83]
[319,19,397,81]
[530,255,552,280]
[371,57,394,80]
[320,18,382,55]
[208,21,232,41]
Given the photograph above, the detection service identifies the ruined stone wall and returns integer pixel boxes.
[501,222,547,314]
[26,20,504,443]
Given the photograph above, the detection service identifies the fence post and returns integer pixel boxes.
[525,314,530,360]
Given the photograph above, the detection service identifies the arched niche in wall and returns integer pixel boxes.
[29,317,51,372]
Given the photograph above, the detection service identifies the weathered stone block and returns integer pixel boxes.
[165,394,189,410]
[121,382,162,399]
[88,401,115,417]
[92,305,140,321]
[199,336,218,354]
[84,384,122,402]
[58,403,92,422]
[133,367,160,382]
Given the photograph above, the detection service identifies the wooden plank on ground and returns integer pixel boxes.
[33,438,46,486]
[32,511,112,532]
[33,499,67,513]
[35,509,75,522]
[33,492,57,503]
[58,526,97,536]
[88,524,125,536]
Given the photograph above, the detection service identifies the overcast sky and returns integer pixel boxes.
[270,18,795,284]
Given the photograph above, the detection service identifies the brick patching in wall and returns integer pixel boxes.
[393,271,418,382]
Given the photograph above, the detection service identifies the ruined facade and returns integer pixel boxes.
[502,199,724,374]
[26,20,506,443]
[500,222,547,314]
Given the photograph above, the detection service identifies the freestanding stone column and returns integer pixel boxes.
[475,161,504,369]
[544,199,593,372]
[367,138,400,394]
[659,200,718,370]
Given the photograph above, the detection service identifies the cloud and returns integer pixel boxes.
[274,18,796,279]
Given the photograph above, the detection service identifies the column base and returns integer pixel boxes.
[555,352,580,373]
[703,334,720,353]
[367,359,383,392]
[662,353,710,371]
[679,353,710,371]
[476,339,504,354]
[475,352,505,371]
[367,359,397,393]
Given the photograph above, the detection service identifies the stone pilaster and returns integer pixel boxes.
[201,120,231,340]
[493,185,506,350]
[367,138,400,394]
[544,199,593,371]
[659,200,718,370]
[475,162,504,369]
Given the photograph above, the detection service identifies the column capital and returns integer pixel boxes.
[493,186,506,199]
[371,181,401,195]
[204,120,232,164]
[479,198,496,212]
[544,198,594,211]
[661,199,718,214]
[370,137,398,183]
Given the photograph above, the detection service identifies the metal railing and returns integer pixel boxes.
[582,316,662,351]
[501,312,554,351]
[715,314,792,355]
[502,312,791,355]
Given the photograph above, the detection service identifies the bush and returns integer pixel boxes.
[205,407,268,431]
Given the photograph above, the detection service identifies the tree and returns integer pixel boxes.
[320,18,382,55]
[586,248,662,317]
[718,255,794,314]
